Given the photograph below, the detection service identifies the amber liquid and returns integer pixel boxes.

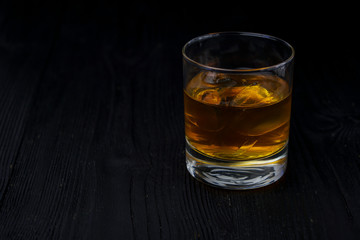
[184,71,292,160]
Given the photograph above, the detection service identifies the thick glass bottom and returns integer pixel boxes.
[185,142,288,190]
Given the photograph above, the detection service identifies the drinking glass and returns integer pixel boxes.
[183,32,294,189]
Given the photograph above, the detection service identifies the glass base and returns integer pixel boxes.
[185,142,288,190]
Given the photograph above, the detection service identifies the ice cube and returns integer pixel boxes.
[230,84,280,107]
[217,87,245,106]
[202,72,237,87]
[186,72,218,91]
[202,71,218,85]
[194,88,221,105]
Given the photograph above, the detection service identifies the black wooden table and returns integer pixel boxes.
[1,1,359,239]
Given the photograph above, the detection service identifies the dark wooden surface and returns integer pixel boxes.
[0,1,360,239]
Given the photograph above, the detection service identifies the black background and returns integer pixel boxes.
[0,1,360,239]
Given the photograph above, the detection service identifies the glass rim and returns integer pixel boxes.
[182,31,295,73]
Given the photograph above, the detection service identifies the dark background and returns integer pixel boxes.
[0,1,360,239]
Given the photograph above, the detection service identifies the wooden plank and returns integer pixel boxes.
[0,4,58,204]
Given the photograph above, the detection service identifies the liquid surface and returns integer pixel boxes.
[184,71,292,160]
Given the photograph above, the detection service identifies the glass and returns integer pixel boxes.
[183,32,294,189]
